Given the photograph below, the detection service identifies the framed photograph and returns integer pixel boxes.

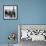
[18,24,46,41]
[3,5,17,20]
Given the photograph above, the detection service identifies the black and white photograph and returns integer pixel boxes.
[18,25,46,46]
[3,5,17,20]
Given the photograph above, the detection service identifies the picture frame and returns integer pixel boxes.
[3,5,18,20]
[18,24,46,41]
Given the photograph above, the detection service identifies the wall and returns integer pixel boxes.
[20,0,46,24]
[0,0,46,45]
[0,0,19,44]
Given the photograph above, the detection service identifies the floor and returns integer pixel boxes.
[0,44,18,46]
[0,40,46,46]
[19,40,46,46]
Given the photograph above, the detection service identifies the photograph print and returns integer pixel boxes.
[3,5,17,20]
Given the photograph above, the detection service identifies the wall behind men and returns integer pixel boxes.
[0,0,46,44]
